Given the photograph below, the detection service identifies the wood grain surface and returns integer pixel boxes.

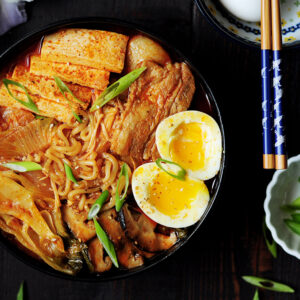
[1,0,300,299]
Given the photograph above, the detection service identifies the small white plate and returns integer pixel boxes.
[264,154,300,259]
[196,0,300,48]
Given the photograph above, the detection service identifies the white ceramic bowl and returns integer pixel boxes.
[195,0,300,48]
[264,154,300,259]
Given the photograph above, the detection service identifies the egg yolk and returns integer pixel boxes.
[148,171,204,217]
[169,122,206,171]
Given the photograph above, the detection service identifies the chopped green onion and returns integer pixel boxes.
[242,276,294,293]
[35,114,45,119]
[53,76,83,123]
[64,162,77,184]
[2,78,39,114]
[90,66,147,111]
[88,190,109,220]
[284,219,300,235]
[262,218,277,258]
[93,218,119,268]
[115,163,130,212]
[155,158,186,181]
[2,161,42,172]
[253,289,259,300]
[280,197,300,212]
[53,76,84,104]
[17,281,24,300]
[291,213,300,223]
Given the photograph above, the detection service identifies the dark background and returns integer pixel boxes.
[1,0,300,299]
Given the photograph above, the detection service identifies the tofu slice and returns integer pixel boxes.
[0,84,75,123]
[30,55,110,90]
[41,29,129,73]
[11,65,94,110]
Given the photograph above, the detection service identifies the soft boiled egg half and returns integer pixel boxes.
[156,110,222,181]
[132,110,222,228]
[132,162,209,228]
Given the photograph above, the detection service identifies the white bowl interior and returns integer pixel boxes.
[265,155,300,259]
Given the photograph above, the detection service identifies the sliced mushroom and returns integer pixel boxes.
[88,238,112,273]
[98,208,144,269]
[119,204,177,252]
[62,205,95,242]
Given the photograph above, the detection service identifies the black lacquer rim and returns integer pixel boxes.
[194,0,300,50]
[0,17,226,282]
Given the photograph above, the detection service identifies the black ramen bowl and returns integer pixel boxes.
[0,18,225,281]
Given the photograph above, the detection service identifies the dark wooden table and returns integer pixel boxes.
[1,0,300,299]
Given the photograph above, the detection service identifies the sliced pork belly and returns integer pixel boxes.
[110,60,195,166]
[41,29,129,73]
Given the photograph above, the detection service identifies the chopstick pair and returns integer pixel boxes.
[261,0,287,170]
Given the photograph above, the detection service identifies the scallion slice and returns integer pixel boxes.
[262,218,277,258]
[291,213,300,223]
[253,289,259,300]
[2,78,39,114]
[280,197,300,212]
[2,161,42,172]
[242,276,294,293]
[90,66,147,111]
[155,158,186,181]
[115,163,130,212]
[93,218,119,268]
[64,162,77,184]
[88,190,109,220]
[17,281,24,300]
[284,219,300,235]
[53,76,83,123]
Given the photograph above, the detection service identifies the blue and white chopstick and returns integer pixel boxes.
[261,0,287,169]
[271,0,287,169]
[261,0,274,169]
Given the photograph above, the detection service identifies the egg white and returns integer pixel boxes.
[132,162,209,228]
[155,110,222,181]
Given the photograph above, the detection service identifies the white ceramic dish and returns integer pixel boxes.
[195,0,300,48]
[264,154,300,259]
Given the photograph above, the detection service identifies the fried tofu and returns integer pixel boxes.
[0,84,75,123]
[11,65,93,110]
[30,55,110,90]
[41,29,129,73]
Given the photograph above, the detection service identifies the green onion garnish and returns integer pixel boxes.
[284,219,300,235]
[64,162,77,184]
[253,289,259,300]
[280,197,300,212]
[17,281,24,300]
[88,190,109,220]
[2,78,39,114]
[242,276,294,293]
[291,213,300,223]
[53,76,83,123]
[262,218,277,258]
[90,66,147,111]
[35,114,45,119]
[115,163,130,212]
[93,218,119,268]
[2,161,42,172]
[155,158,186,181]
